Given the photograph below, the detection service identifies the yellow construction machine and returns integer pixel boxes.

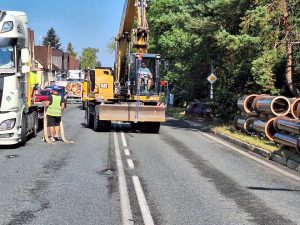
[85,0,166,132]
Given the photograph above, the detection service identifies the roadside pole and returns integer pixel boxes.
[207,67,217,99]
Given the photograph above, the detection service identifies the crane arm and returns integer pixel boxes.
[116,0,149,84]
[118,0,148,46]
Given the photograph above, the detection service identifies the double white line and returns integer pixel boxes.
[113,132,133,225]
[121,132,135,170]
[114,130,154,225]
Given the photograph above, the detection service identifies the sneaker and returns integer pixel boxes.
[50,137,55,142]
[54,137,60,141]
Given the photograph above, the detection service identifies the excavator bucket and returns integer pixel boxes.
[98,103,166,122]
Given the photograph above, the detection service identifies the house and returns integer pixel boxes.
[69,54,76,70]
[62,52,69,76]
[35,45,55,85]
[52,48,64,72]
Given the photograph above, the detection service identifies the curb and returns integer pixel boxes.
[182,119,300,174]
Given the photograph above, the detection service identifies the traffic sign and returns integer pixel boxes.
[207,73,217,84]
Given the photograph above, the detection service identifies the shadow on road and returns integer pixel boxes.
[247,186,300,192]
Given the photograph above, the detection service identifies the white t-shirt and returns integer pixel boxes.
[138,67,152,79]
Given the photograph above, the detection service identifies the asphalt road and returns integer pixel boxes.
[0,105,300,225]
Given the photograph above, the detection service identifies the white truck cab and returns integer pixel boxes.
[0,10,40,145]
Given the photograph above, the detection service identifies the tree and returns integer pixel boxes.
[148,0,300,119]
[106,37,115,54]
[148,0,258,118]
[42,27,61,49]
[241,0,300,96]
[67,42,77,57]
[80,48,99,69]
[96,61,101,67]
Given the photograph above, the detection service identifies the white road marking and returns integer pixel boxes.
[118,122,128,147]
[197,130,300,182]
[113,132,134,225]
[124,148,130,156]
[127,159,135,169]
[121,132,128,147]
[132,176,155,225]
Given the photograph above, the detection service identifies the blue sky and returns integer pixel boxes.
[0,0,125,66]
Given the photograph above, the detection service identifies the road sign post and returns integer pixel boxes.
[207,72,217,99]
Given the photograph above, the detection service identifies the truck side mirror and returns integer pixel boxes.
[21,48,30,64]
[21,65,30,74]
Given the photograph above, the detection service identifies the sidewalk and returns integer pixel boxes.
[171,116,300,174]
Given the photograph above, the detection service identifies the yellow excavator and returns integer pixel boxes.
[84,0,166,133]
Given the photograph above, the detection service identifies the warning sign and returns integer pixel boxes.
[207,73,217,84]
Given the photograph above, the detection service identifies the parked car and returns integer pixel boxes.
[186,101,214,118]
[45,85,68,103]
[34,89,52,102]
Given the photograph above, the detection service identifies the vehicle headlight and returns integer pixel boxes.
[1,21,13,33]
[0,119,16,131]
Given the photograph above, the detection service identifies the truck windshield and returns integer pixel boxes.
[0,46,14,69]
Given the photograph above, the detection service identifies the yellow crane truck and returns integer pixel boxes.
[84,0,166,133]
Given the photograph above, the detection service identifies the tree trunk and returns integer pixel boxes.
[283,0,300,96]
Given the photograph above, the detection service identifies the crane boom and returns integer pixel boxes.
[116,0,149,84]
[118,0,148,50]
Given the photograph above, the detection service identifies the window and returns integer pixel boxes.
[0,46,14,69]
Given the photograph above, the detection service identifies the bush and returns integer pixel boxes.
[213,90,239,122]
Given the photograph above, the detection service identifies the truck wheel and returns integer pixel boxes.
[38,118,43,130]
[138,122,147,133]
[93,113,101,132]
[85,107,93,128]
[140,122,160,133]
[150,122,160,133]
[32,112,38,137]
[131,122,139,131]
[20,115,27,145]
[103,121,111,132]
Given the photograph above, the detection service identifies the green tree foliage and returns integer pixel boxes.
[96,61,101,67]
[42,27,61,49]
[80,48,99,69]
[67,42,77,57]
[241,0,300,95]
[106,37,115,54]
[148,0,300,120]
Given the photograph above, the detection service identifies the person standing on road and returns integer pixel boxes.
[44,87,65,142]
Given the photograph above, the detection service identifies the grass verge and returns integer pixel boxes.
[166,107,190,120]
[213,126,278,152]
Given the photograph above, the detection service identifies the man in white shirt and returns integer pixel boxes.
[138,62,153,93]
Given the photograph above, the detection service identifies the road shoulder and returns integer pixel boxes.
[168,117,300,174]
